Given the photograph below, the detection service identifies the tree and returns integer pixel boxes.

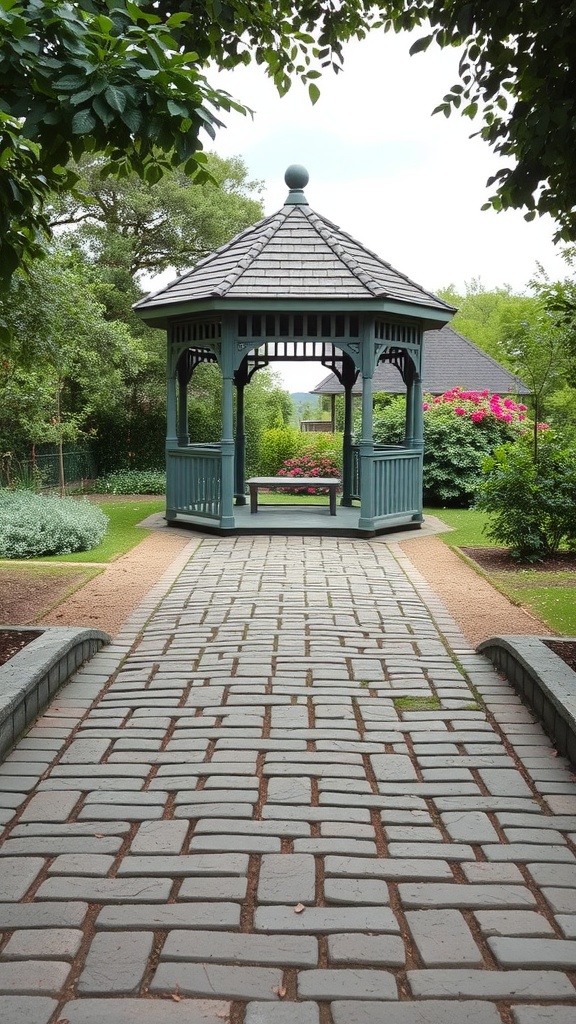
[187,364,293,477]
[383,1,576,239]
[0,246,141,491]
[0,0,380,283]
[50,152,264,279]
[437,281,533,365]
[43,153,266,471]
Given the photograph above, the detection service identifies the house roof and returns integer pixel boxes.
[312,325,531,396]
[134,169,455,320]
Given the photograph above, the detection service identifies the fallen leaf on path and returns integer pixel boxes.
[273,985,287,998]
[294,903,305,913]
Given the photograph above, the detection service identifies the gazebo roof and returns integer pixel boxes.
[312,324,531,396]
[134,167,455,325]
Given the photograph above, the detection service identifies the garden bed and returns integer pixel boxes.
[0,628,42,666]
[463,546,576,575]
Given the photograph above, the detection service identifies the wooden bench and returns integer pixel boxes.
[247,477,340,516]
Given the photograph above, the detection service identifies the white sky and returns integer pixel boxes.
[148,31,569,393]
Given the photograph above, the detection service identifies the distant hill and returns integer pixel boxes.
[291,392,316,403]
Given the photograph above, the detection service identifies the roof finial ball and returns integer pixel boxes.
[284,164,310,206]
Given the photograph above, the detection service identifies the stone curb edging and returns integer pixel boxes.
[0,625,110,758]
[478,634,576,764]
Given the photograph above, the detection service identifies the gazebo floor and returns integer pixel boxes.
[165,501,423,538]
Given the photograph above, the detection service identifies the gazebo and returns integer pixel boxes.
[134,166,455,536]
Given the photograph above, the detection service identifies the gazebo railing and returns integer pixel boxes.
[351,444,422,520]
[166,443,222,519]
[351,444,404,499]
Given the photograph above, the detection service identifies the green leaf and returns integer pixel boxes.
[410,35,433,56]
[308,82,321,105]
[167,99,190,119]
[120,107,143,133]
[166,12,192,28]
[92,95,113,127]
[56,75,88,92]
[71,109,97,134]
[105,86,127,113]
[143,163,163,185]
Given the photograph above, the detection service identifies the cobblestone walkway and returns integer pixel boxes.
[1,535,576,1024]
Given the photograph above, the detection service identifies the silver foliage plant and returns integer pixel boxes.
[0,492,108,558]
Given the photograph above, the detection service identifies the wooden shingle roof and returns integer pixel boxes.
[134,190,455,316]
[313,325,531,396]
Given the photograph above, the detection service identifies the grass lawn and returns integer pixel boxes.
[425,507,492,547]
[256,492,336,505]
[39,498,165,564]
[429,507,576,635]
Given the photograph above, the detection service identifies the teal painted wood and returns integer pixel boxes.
[350,444,409,501]
[166,445,222,520]
[372,449,422,521]
[137,296,453,325]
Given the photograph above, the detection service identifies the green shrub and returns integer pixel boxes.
[258,427,343,476]
[372,389,527,506]
[475,436,576,560]
[93,469,166,495]
[257,427,303,476]
[0,492,108,558]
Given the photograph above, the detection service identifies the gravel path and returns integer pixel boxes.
[37,529,197,637]
[398,535,551,647]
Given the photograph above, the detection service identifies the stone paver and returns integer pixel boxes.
[2,928,83,960]
[59,1000,231,1023]
[405,909,484,966]
[0,997,57,1024]
[1,534,576,1021]
[331,1002,502,1023]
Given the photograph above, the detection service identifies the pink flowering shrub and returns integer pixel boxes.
[372,388,539,506]
[277,453,340,495]
[430,387,531,427]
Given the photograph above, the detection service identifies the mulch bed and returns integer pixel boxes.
[0,628,43,667]
[462,546,576,576]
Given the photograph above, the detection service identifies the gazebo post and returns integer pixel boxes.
[165,342,179,520]
[341,354,357,507]
[176,361,190,446]
[166,344,178,446]
[404,367,416,449]
[358,338,376,530]
[412,371,424,522]
[219,331,236,529]
[412,372,424,453]
[234,372,247,505]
